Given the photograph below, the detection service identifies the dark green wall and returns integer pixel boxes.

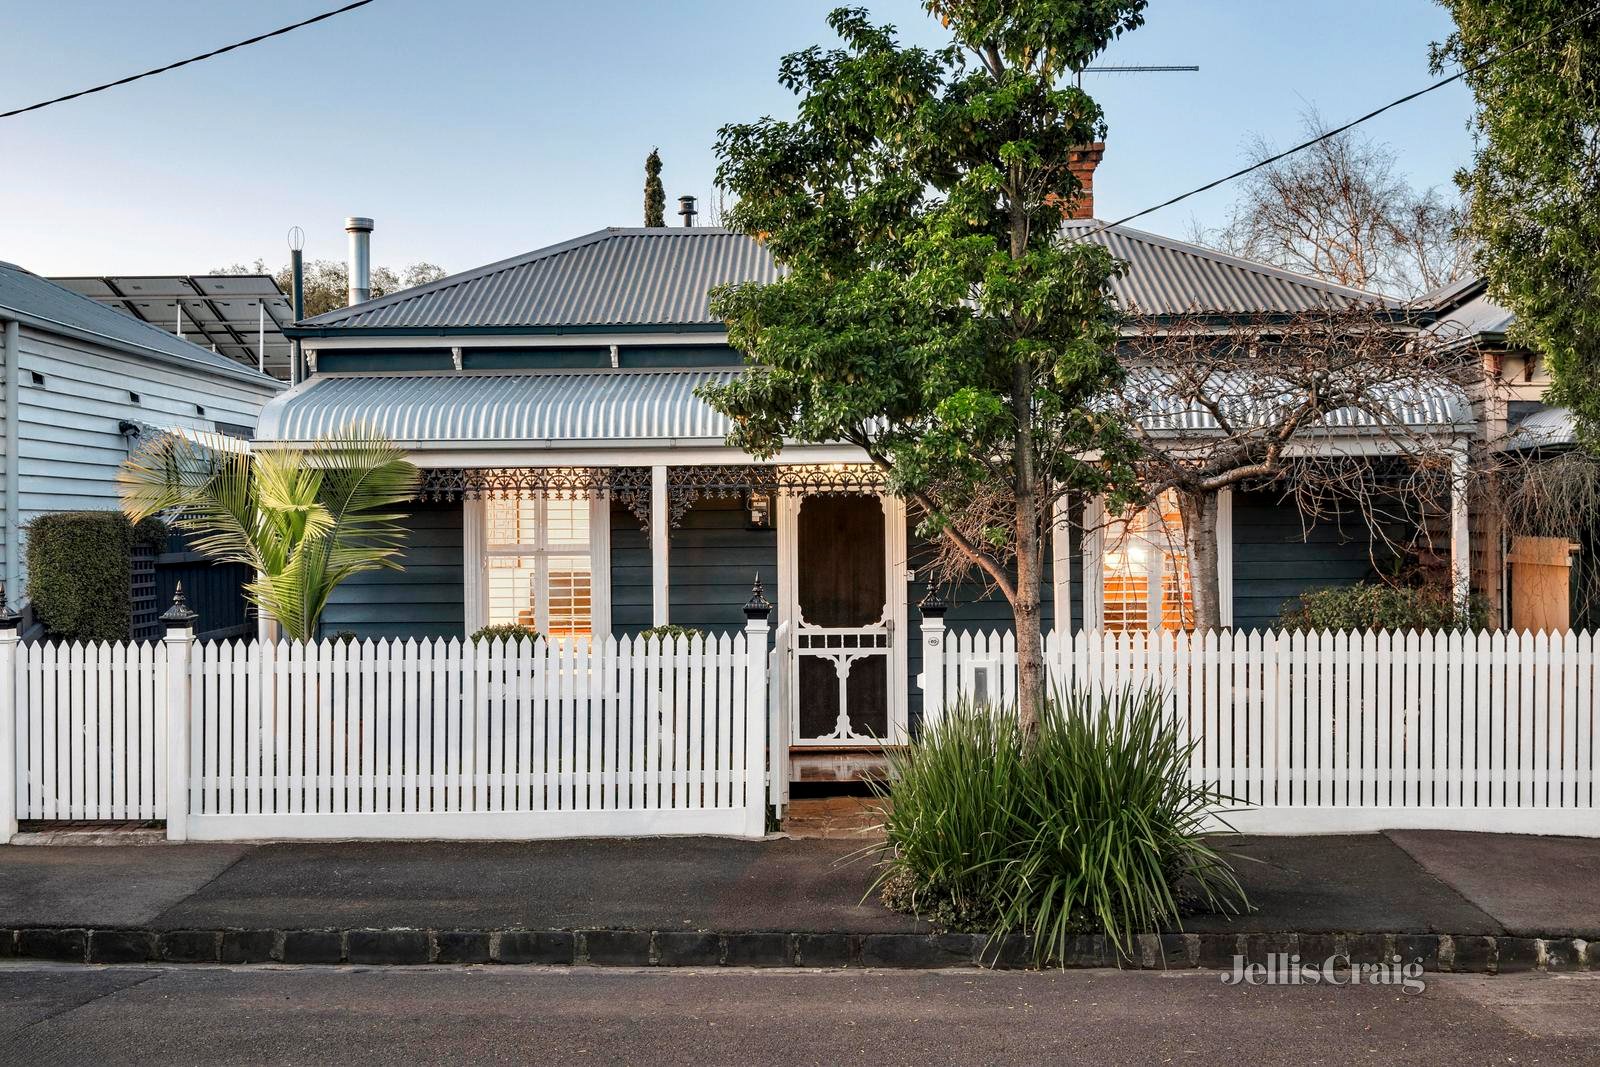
[1230,488,1386,631]
[610,501,652,636]
[669,497,778,634]
[319,499,464,640]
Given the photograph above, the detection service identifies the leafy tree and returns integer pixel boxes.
[644,148,667,227]
[1433,2,1600,442]
[1195,111,1470,298]
[215,259,447,318]
[118,428,420,641]
[701,3,1147,732]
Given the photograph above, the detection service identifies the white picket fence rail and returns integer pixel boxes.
[922,627,1600,836]
[1,618,775,841]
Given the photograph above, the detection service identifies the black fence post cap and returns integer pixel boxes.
[159,581,199,631]
[743,574,772,620]
[920,591,948,619]
[0,582,19,631]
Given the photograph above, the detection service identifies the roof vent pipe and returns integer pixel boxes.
[677,196,697,228]
[345,216,374,306]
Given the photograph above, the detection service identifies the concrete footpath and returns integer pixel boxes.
[0,831,1596,971]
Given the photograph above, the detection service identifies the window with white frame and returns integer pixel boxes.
[471,495,609,639]
[1100,489,1194,632]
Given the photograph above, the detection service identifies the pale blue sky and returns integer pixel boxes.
[0,1,1473,277]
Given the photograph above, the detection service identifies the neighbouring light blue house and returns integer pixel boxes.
[267,215,1474,751]
[0,262,284,636]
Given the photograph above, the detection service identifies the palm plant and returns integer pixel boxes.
[118,426,420,641]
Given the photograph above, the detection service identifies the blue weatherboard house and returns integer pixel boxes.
[268,218,1472,751]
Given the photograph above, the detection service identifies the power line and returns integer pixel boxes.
[0,0,377,121]
[1089,1,1600,235]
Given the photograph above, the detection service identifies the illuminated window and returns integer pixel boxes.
[483,496,595,638]
[1101,490,1194,632]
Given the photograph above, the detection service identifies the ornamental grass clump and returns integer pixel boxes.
[872,686,1247,965]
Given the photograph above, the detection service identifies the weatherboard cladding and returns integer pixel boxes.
[264,369,739,443]
[298,229,780,330]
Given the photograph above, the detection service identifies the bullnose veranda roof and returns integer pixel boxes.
[258,369,741,444]
[292,222,1393,335]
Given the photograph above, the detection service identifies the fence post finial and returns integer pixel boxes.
[160,581,199,631]
[744,573,772,620]
[0,581,20,630]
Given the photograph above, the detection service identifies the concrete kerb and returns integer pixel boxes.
[0,926,1589,972]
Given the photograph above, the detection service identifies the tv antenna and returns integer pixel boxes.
[1076,64,1199,88]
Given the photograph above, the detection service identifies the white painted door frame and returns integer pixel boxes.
[776,492,909,749]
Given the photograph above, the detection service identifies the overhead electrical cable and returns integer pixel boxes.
[1084,1,1600,236]
[0,0,377,120]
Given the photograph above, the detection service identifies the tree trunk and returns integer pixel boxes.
[1176,489,1222,633]
[1012,355,1046,739]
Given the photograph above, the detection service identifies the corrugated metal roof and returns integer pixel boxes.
[1430,294,1515,343]
[0,262,281,388]
[1503,405,1574,450]
[259,365,1463,447]
[1062,220,1393,314]
[296,221,1392,335]
[1124,369,1469,432]
[259,369,739,443]
[298,228,780,331]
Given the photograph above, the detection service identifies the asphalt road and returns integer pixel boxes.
[1,963,1596,1065]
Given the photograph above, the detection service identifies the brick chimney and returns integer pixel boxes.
[1063,142,1106,221]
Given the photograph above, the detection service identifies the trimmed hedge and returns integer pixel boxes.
[26,512,166,642]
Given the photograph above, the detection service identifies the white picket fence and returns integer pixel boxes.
[2,619,775,841]
[7,619,1599,840]
[11,640,168,822]
[922,628,1600,836]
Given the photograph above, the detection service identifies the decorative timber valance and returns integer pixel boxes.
[416,464,888,531]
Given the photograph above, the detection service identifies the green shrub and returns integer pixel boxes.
[1279,582,1485,632]
[872,687,1247,964]
[469,622,540,644]
[26,511,167,642]
[639,624,705,643]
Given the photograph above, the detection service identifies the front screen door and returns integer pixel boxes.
[793,495,892,744]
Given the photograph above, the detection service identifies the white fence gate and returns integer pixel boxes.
[1,612,774,841]
[922,627,1600,837]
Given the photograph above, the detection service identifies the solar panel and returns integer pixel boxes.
[51,274,296,380]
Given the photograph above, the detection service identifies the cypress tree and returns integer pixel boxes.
[643,148,666,228]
